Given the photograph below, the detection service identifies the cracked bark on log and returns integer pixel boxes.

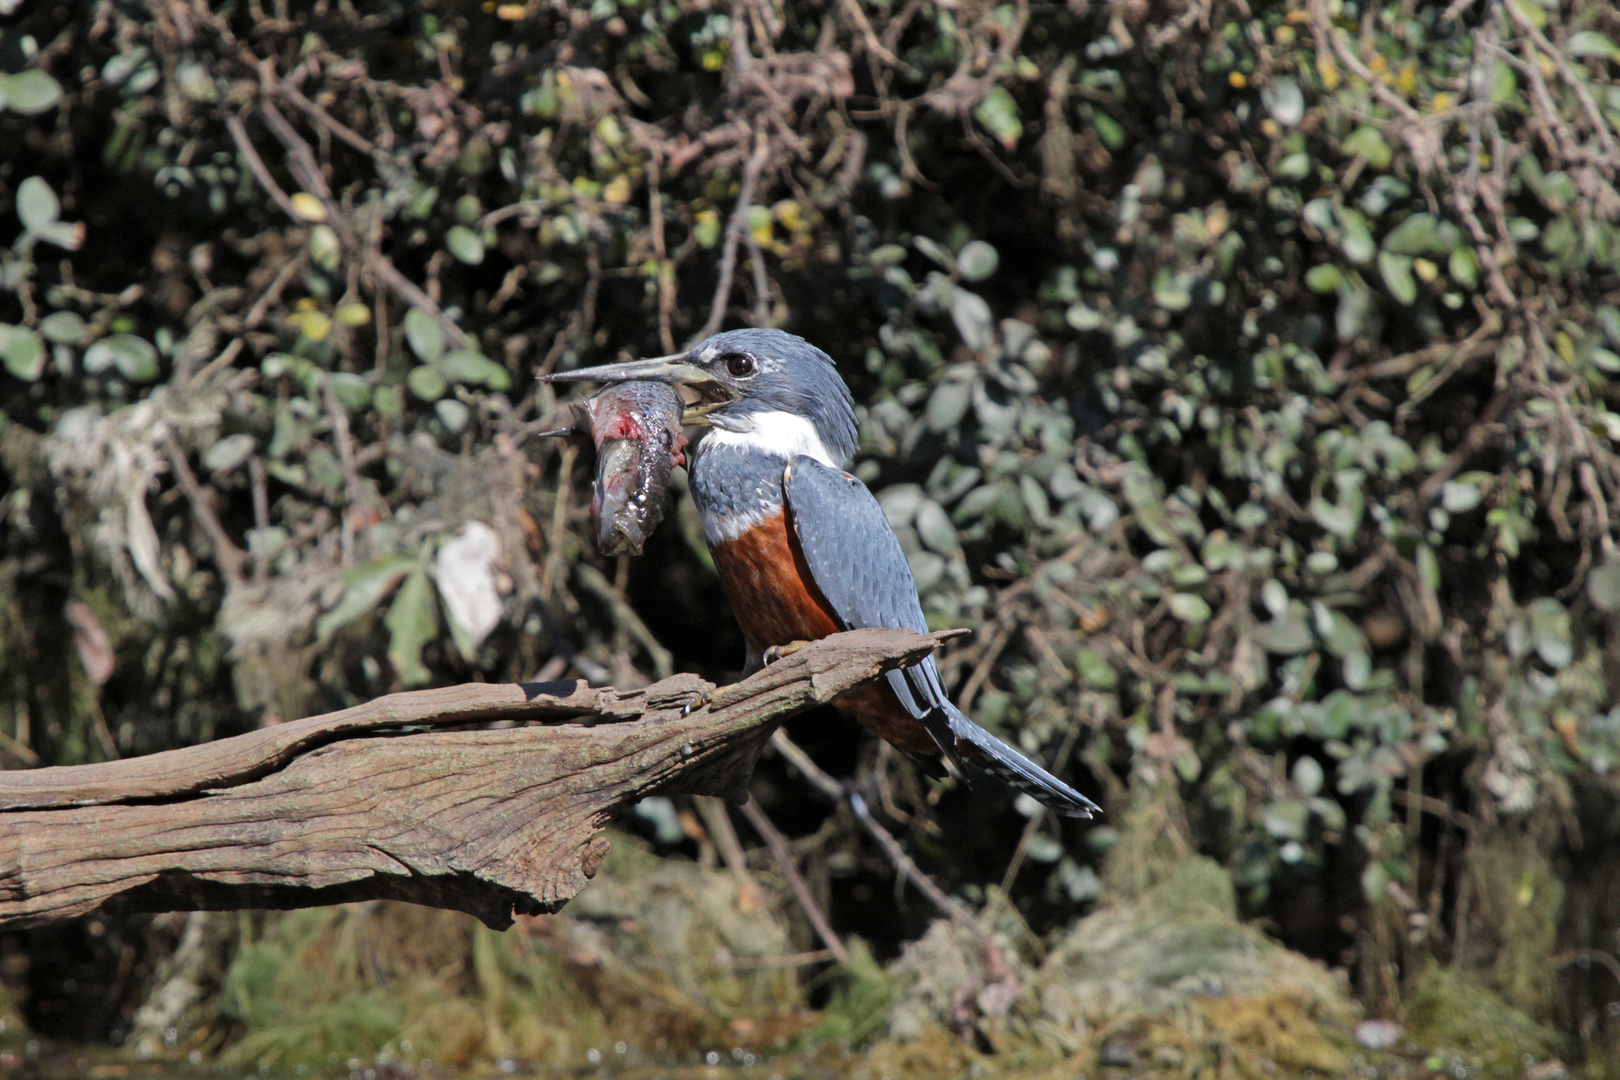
[0,628,949,931]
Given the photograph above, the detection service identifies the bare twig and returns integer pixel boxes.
[274,79,382,160]
[226,113,300,220]
[163,434,247,588]
[647,155,677,353]
[248,456,271,585]
[370,256,470,350]
[323,381,369,566]
[572,562,675,680]
[698,128,772,341]
[736,798,848,963]
[769,730,974,924]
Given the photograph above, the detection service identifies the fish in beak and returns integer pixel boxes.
[536,381,688,557]
[539,353,736,425]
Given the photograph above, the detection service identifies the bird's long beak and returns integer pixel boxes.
[539,354,734,425]
[540,354,711,386]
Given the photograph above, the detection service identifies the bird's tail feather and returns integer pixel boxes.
[883,662,1100,818]
[944,703,1100,819]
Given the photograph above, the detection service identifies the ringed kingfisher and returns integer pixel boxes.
[545,328,1099,818]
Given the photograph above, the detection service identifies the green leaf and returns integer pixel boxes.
[1152,269,1192,312]
[329,372,371,411]
[1337,207,1375,265]
[0,325,45,382]
[1305,264,1343,293]
[973,86,1023,151]
[956,241,999,282]
[1527,596,1572,669]
[1382,213,1442,256]
[1092,110,1124,150]
[1341,126,1391,170]
[439,349,512,390]
[1509,0,1547,29]
[404,308,446,363]
[16,177,59,231]
[925,379,973,432]
[406,364,448,401]
[0,71,64,115]
[315,554,415,641]
[1168,592,1212,624]
[693,211,721,249]
[1254,613,1314,655]
[1378,251,1417,305]
[39,310,87,344]
[951,289,995,352]
[1449,245,1479,289]
[1262,78,1305,127]
[385,568,438,688]
[1275,152,1312,181]
[1074,647,1118,690]
[914,499,959,555]
[1488,62,1517,105]
[308,225,342,271]
[1263,800,1310,841]
[1440,479,1482,513]
[202,434,256,473]
[445,225,486,265]
[1568,31,1620,61]
[1587,560,1620,612]
[1292,757,1324,797]
[435,398,471,433]
[83,333,160,382]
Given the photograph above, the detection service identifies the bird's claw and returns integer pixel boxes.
[762,640,810,666]
[679,688,713,718]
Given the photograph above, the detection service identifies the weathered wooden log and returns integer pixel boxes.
[0,628,948,930]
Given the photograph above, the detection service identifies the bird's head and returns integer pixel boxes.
[541,329,858,464]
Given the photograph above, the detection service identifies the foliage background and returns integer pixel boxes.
[2,0,1620,1073]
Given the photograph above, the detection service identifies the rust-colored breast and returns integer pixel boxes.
[712,511,841,662]
[711,514,940,757]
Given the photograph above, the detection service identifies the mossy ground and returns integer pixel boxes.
[148,842,1578,1080]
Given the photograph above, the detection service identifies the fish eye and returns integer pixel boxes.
[722,353,757,378]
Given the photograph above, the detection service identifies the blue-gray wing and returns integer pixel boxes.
[782,457,960,741]
[782,458,929,635]
[784,455,1100,819]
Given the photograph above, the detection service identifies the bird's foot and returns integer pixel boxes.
[762,640,810,666]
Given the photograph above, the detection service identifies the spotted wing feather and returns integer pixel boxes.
[784,457,1098,818]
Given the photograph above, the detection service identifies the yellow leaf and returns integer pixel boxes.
[1413,258,1438,283]
[773,199,807,232]
[335,303,371,327]
[1368,54,1387,75]
[290,192,327,222]
[299,312,332,342]
[602,174,632,205]
[1317,54,1340,90]
[495,3,527,18]
[1229,71,1248,89]
[1396,61,1417,95]
[1431,92,1454,113]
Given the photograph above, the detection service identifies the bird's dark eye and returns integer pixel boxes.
[723,353,757,378]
